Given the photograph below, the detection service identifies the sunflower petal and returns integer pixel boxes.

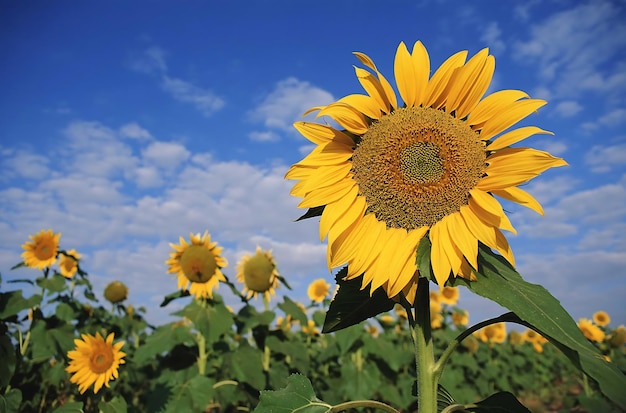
[446,49,495,118]
[293,122,355,146]
[424,50,468,109]
[492,186,544,215]
[298,175,356,208]
[479,99,548,140]
[429,222,453,287]
[295,141,354,166]
[469,189,516,234]
[354,66,392,114]
[395,42,417,107]
[488,126,553,151]
[447,212,478,270]
[317,103,369,135]
[468,90,529,129]
[353,52,398,109]
[339,94,382,120]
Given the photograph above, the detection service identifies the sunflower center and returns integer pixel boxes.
[181,245,217,284]
[243,253,274,292]
[89,347,114,374]
[34,242,55,261]
[352,106,486,229]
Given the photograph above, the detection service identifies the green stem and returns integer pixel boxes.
[330,400,401,413]
[196,331,207,375]
[412,277,437,413]
[434,312,518,382]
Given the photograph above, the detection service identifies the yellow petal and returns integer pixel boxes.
[424,50,468,109]
[488,126,553,151]
[447,212,478,270]
[319,185,360,240]
[338,94,382,120]
[429,222,452,287]
[439,215,464,277]
[317,103,369,135]
[447,49,495,119]
[492,186,544,215]
[330,213,380,269]
[467,90,529,129]
[411,41,430,106]
[298,176,356,208]
[469,189,516,234]
[293,122,355,146]
[459,205,498,250]
[354,66,392,114]
[394,42,417,107]
[293,162,352,198]
[479,99,548,141]
[387,228,428,296]
[368,228,407,293]
[348,219,387,279]
[353,51,398,109]
[295,141,353,166]
[325,192,366,245]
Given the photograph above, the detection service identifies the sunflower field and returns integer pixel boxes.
[1,235,625,413]
[3,41,626,413]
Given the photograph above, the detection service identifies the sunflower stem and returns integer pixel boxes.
[411,277,437,413]
[196,331,207,375]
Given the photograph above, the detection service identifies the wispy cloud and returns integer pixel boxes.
[130,46,224,117]
[585,143,626,173]
[480,22,506,55]
[248,77,335,140]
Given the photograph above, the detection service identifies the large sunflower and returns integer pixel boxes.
[65,332,126,394]
[236,246,280,300]
[286,41,566,300]
[166,231,228,299]
[21,229,61,270]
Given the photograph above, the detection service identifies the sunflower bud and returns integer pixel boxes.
[104,281,128,304]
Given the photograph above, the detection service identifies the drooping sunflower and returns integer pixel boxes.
[236,246,280,300]
[59,249,81,278]
[307,278,331,303]
[65,332,126,394]
[285,41,567,300]
[166,231,228,300]
[21,229,61,270]
[104,281,129,304]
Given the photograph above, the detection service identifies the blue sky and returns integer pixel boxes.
[1,0,625,328]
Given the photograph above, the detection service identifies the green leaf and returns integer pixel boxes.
[0,335,16,388]
[465,391,530,413]
[277,296,308,326]
[36,274,67,293]
[0,290,41,320]
[160,290,190,307]
[55,302,76,321]
[98,396,127,413]
[0,388,22,413]
[457,246,626,409]
[134,323,195,364]
[254,374,331,413]
[322,267,395,333]
[296,206,325,221]
[174,300,234,343]
[51,402,84,413]
[163,375,214,413]
[224,342,265,390]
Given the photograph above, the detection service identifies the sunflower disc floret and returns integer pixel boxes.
[236,247,280,300]
[285,40,567,300]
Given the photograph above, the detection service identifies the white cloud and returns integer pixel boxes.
[130,46,225,117]
[553,100,582,117]
[534,140,568,156]
[141,141,190,169]
[585,143,626,173]
[249,131,280,142]
[582,108,626,132]
[249,77,335,133]
[161,76,225,117]
[119,123,153,140]
[1,150,50,180]
[480,22,506,55]
[514,1,626,99]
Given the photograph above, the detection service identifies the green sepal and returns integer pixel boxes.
[455,245,626,408]
[416,235,436,283]
[295,206,325,221]
[160,290,190,307]
[254,374,330,413]
[322,267,395,333]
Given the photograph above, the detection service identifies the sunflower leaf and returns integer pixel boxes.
[464,391,530,413]
[322,267,395,333]
[295,206,325,221]
[254,374,331,413]
[456,245,626,409]
[160,290,190,307]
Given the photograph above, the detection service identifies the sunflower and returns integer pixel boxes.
[285,41,567,300]
[307,278,331,303]
[236,246,280,300]
[593,310,611,327]
[475,322,506,344]
[65,332,125,394]
[21,229,61,270]
[59,249,81,278]
[439,286,460,305]
[578,318,605,343]
[451,310,469,326]
[166,231,228,300]
[104,281,128,304]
